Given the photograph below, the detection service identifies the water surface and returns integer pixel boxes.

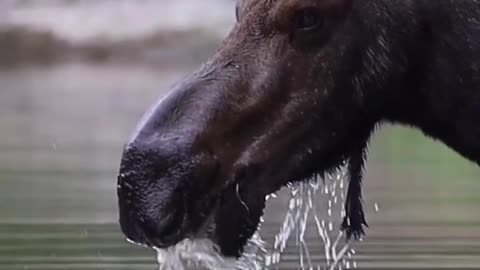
[1,62,480,269]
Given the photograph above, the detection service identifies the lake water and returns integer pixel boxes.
[1,0,480,269]
[1,0,235,42]
[1,62,480,270]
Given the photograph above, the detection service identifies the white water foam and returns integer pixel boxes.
[153,167,357,270]
[155,233,267,270]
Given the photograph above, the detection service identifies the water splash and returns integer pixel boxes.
[155,233,268,270]
[154,166,357,270]
[268,167,357,269]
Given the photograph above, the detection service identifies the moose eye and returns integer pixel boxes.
[292,8,323,31]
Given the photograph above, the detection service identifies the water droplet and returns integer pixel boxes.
[140,165,357,270]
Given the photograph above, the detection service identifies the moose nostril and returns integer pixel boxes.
[119,211,149,246]
[140,197,187,246]
[157,208,185,239]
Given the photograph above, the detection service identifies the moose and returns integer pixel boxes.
[117,0,480,258]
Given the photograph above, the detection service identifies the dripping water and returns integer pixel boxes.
[153,166,357,270]
[268,167,357,269]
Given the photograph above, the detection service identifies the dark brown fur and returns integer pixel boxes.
[117,0,480,257]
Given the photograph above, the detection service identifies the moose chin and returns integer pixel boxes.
[117,0,480,258]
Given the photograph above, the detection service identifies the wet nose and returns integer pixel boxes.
[117,145,189,248]
[140,192,187,247]
[120,208,187,248]
[118,185,187,248]
[117,115,220,247]
[119,213,148,246]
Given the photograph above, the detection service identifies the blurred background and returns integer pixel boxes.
[1,0,479,269]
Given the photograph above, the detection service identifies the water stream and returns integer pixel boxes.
[268,171,355,270]
[153,168,359,270]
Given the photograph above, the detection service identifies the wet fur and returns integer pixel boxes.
[342,131,371,239]
[118,0,480,257]
[342,0,479,239]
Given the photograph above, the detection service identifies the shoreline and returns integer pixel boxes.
[0,25,222,67]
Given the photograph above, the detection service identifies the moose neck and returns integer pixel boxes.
[378,0,480,164]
